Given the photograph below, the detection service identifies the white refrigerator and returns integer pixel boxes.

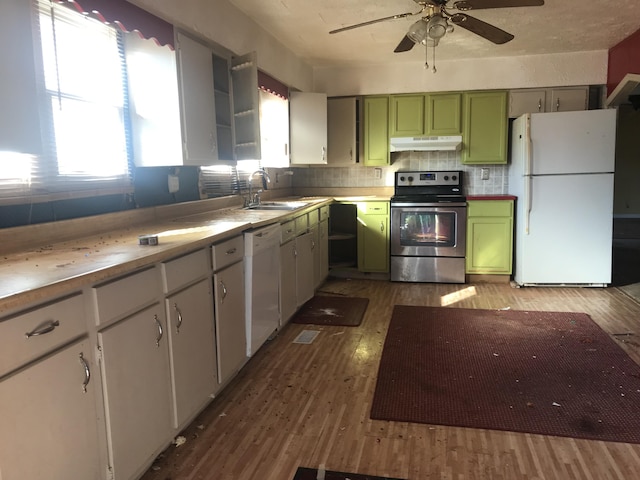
[509,109,617,286]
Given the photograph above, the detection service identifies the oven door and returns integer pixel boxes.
[390,204,467,257]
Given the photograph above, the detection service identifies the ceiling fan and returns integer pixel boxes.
[329,0,545,53]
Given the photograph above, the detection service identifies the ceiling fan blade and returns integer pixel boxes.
[450,13,514,44]
[452,0,543,10]
[394,35,416,53]
[329,10,422,34]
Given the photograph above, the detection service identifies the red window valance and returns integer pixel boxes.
[258,70,289,100]
[59,0,174,49]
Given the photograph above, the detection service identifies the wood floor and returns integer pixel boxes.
[140,279,640,480]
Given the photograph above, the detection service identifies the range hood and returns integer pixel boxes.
[605,73,640,108]
[390,135,462,152]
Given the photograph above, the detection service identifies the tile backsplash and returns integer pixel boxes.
[292,151,509,195]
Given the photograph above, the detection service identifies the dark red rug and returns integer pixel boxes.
[293,467,405,480]
[292,295,369,326]
[370,305,640,443]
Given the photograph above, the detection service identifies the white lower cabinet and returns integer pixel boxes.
[166,278,217,428]
[213,260,246,385]
[296,231,315,308]
[279,237,297,325]
[315,218,329,289]
[0,338,103,480]
[98,303,173,480]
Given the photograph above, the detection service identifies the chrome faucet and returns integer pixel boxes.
[247,168,271,206]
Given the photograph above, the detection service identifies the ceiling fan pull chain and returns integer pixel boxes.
[432,42,437,73]
[424,44,429,70]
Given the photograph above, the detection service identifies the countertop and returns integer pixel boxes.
[466,195,517,201]
[0,197,339,315]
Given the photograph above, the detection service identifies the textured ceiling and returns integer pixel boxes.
[226,0,640,68]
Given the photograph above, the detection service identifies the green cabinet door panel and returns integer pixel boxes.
[466,200,514,274]
[426,93,461,135]
[363,96,389,166]
[462,91,508,164]
[389,94,425,137]
[357,202,389,273]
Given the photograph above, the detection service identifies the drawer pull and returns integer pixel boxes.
[225,247,237,255]
[25,320,60,338]
[79,352,90,393]
[154,314,163,347]
[174,303,183,333]
[380,221,385,232]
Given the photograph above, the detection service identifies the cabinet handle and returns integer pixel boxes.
[25,319,60,338]
[174,303,183,334]
[311,239,316,250]
[154,314,163,347]
[380,221,385,232]
[537,99,542,112]
[555,98,560,111]
[220,280,227,303]
[321,146,326,162]
[79,352,90,394]
[225,247,236,255]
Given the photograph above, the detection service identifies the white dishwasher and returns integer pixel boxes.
[244,223,281,357]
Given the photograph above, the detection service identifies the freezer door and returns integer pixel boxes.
[514,173,613,285]
[529,110,617,175]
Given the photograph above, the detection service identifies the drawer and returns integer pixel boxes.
[308,209,319,228]
[94,268,159,326]
[0,294,86,378]
[295,214,308,236]
[162,249,210,293]
[468,200,513,218]
[212,235,244,271]
[360,201,389,215]
[281,220,296,244]
[319,205,330,222]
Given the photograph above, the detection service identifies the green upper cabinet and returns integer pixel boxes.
[389,93,461,137]
[363,96,390,166]
[389,94,425,137]
[462,91,508,164]
[426,93,461,135]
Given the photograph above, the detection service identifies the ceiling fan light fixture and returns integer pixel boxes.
[407,19,429,45]
[427,15,448,40]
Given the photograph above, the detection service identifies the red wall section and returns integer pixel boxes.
[608,28,640,95]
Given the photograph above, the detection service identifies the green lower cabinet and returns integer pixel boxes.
[466,200,513,274]
[357,202,389,273]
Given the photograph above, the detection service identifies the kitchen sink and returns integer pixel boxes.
[244,201,309,211]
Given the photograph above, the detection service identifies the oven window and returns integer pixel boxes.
[398,211,456,247]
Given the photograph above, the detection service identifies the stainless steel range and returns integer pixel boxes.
[390,170,467,283]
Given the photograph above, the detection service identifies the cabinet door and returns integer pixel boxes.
[317,219,330,287]
[462,91,508,165]
[290,92,328,164]
[214,261,246,385]
[327,97,357,164]
[363,96,389,166]
[389,94,424,137]
[176,31,218,165]
[280,240,297,325]
[231,51,261,161]
[296,233,315,307]
[426,93,461,135]
[549,86,588,112]
[466,216,513,274]
[0,340,102,480]
[259,89,290,167]
[357,206,389,273]
[99,304,173,480]
[509,89,547,118]
[166,279,217,428]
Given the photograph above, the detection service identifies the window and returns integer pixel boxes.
[37,0,131,191]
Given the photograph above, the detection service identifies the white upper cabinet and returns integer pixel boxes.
[231,52,261,161]
[327,97,358,165]
[509,86,589,118]
[290,92,328,165]
[259,90,290,168]
[175,31,219,165]
[1,0,42,155]
[126,34,182,167]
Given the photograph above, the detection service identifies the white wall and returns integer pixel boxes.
[129,0,314,92]
[314,50,609,96]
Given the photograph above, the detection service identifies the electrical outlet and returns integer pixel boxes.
[168,174,180,193]
[374,168,382,179]
[480,168,490,181]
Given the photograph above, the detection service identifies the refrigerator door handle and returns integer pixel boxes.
[525,175,532,234]
[524,115,533,234]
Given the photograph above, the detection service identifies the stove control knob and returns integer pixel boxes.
[399,176,405,182]
[452,175,457,181]
[408,176,414,182]
[444,175,449,181]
